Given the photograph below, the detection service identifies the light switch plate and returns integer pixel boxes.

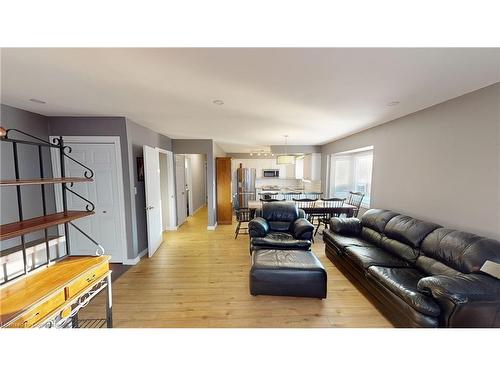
[480,260,500,279]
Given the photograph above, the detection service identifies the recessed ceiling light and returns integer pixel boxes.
[387,101,400,106]
[212,99,224,105]
[250,153,253,156]
[29,98,46,104]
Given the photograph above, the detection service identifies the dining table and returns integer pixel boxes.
[247,200,358,218]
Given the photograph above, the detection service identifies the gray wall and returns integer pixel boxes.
[0,104,57,249]
[321,83,500,240]
[125,119,172,255]
[187,154,207,212]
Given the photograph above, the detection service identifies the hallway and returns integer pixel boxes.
[81,206,391,327]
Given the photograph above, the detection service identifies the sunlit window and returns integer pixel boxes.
[328,147,373,207]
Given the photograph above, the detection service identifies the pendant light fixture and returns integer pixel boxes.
[276,135,295,165]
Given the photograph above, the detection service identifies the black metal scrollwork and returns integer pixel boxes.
[64,186,95,212]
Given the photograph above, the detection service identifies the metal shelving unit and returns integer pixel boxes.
[0,126,104,285]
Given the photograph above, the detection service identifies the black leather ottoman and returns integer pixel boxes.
[250,249,327,299]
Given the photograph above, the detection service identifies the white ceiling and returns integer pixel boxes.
[1,48,499,152]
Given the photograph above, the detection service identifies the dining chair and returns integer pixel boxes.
[282,192,301,201]
[314,198,345,236]
[305,192,323,200]
[346,191,365,218]
[292,198,317,221]
[234,208,253,239]
[259,198,285,202]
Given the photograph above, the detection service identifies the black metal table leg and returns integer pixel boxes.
[105,273,113,328]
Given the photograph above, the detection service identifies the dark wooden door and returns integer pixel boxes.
[216,157,232,224]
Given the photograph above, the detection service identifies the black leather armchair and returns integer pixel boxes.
[249,202,314,253]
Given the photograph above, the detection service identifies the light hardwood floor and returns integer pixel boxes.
[80,206,392,327]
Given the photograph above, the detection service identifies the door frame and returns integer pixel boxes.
[49,135,128,263]
[158,148,177,230]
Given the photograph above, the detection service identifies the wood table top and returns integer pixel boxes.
[0,255,110,325]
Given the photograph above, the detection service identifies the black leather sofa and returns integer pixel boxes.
[248,202,315,253]
[323,209,500,327]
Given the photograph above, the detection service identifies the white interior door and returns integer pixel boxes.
[185,156,193,216]
[143,145,163,257]
[175,154,187,225]
[51,140,127,262]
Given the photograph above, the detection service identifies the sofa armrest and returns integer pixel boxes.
[329,217,362,236]
[417,274,500,327]
[417,274,500,304]
[291,218,314,240]
[248,217,269,238]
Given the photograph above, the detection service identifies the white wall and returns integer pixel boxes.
[321,83,500,240]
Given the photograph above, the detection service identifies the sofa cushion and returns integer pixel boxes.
[361,209,400,233]
[367,266,441,317]
[251,232,311,251]
[384,215,441,248]
[344,246,409,269]
[421,228,500,274]
[361,227,384,247]
[381,237,419,263]
[329,217,362,236]
[323,230,376,253]
[415,255,461,277]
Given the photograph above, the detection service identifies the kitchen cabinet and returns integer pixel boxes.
[303,153,321,181]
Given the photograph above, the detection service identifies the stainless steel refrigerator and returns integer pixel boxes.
[235,167,256,209]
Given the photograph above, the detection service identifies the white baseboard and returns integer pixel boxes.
[207,223,218,230]
[123,248,148,265]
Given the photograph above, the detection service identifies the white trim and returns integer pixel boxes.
[207,223,218,230]
[49,135,128,263]
[123,248,148,265]
[333,145,374,156]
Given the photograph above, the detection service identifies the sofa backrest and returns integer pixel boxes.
[421,228,500,274]
[380,215,442,262]
[359,209,500,276]
[257,202,304,232]
[360,209,399,246]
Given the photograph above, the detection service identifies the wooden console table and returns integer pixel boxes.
[0,255,112,328]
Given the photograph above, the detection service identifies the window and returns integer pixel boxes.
[328,147,373,208]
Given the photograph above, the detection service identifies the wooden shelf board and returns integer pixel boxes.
[0,177,93,186]
[0,211,94,241]
[0,255,110,325]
